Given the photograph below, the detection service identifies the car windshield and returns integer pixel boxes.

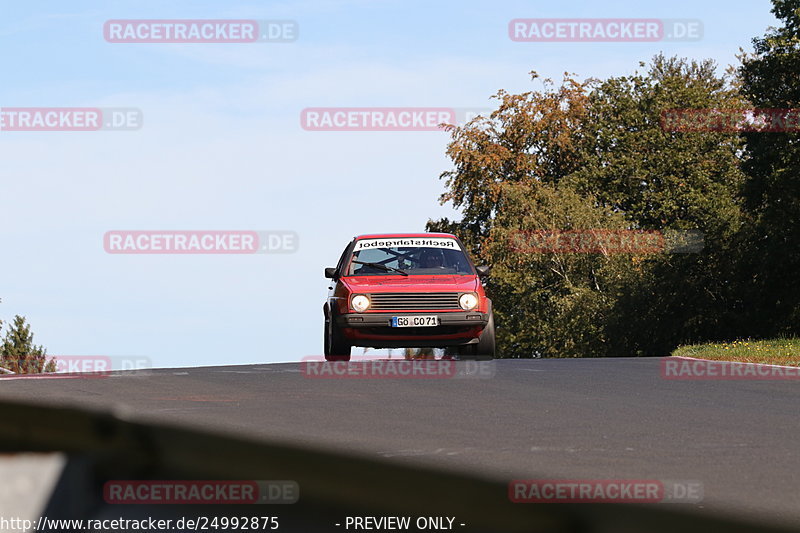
[345,238,474,276]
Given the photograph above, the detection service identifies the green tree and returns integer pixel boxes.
[738,0,800,335]
[478,183,632,357]
[430,56,748,357]
[430,72,593,251]
[0,315,56,374]
[570,55,749,355]
[429,73,606,357]
[568,55,746,232]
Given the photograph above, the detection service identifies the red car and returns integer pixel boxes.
[323,233,495,361]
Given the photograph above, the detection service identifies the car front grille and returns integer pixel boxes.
[368,292,461,311]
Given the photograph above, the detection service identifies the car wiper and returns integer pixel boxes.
[352,260,409,276]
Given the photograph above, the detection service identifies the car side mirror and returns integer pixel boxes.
[324,267,337,279]
[475,265,490,278]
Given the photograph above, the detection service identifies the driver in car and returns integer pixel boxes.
[420,249,445,269]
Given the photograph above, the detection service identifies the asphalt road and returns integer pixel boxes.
[1,358,799,529]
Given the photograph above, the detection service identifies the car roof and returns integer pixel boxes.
[354,233,458,240]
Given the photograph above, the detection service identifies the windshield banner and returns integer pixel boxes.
[354,238,457,251]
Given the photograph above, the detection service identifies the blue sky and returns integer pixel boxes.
[0,0,780,368]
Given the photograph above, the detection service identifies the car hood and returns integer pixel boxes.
[343,275,478,293]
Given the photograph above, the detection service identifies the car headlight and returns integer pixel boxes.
[459,292,479,311]
[351,294,370,312]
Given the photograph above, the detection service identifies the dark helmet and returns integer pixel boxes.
[420,248,445,267]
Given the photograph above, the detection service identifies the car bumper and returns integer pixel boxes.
[335,311,489,347]
[337,311,489,328]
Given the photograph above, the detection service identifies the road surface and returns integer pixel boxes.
[1,358,798,528]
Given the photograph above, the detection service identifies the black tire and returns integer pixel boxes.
[459,313,495,360]
[476,312,496,358]
[455,343,477,359]
[324,313,351,361]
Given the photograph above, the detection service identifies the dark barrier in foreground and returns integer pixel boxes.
[0,399,793,533]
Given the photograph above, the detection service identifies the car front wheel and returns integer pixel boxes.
[458,313,495,360]
[324,314,351,361]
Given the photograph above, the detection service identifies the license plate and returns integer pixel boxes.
[391,316,439,327]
